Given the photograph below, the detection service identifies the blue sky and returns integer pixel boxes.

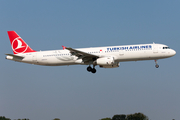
[0,1,180,120]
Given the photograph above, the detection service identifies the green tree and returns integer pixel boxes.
[53,118,60,120]
[0,116,11,120]
[126,113,148,120]
[100,118,112,120]
[112,114,126,120]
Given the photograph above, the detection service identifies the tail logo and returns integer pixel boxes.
[12,37,28,54]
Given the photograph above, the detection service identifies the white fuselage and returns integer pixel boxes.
[8,43,176,66]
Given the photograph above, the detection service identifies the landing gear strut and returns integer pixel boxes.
[155,60,159,68]
[87,65,96,73]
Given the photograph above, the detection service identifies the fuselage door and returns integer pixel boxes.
[119,50,124,56]
[32,53,37,64]
[153,44,158,53]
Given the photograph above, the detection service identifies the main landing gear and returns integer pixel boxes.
[87,65,96,73]
[155,60,159,68]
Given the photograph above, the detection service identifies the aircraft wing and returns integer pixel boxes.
[65,47,99,62]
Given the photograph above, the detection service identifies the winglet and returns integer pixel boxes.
[62,46,66,50]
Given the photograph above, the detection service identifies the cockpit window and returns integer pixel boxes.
[163,47,170,49]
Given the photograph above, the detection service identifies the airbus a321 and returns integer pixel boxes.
[6,31,176,73]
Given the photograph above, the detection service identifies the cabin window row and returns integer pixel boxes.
[43,54,70,57]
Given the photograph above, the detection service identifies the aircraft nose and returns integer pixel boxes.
[173,50,176,55]
[171,49,176,56]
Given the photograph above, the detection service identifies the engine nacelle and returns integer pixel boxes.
[99,62,120,68]
[95,57,114,65]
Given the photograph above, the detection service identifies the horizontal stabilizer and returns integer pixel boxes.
[5,54,24,59]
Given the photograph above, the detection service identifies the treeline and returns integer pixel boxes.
[1,113,149,120]
[100,112,149,120]
[0,116,10,120]
[0,117,60,120]
[0,117,30,120]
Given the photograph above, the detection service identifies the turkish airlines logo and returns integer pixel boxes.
[12,37,28,54]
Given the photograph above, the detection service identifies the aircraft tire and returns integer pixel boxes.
[87,66,92,72]
[155,64,159,68]
[91,68,96,73]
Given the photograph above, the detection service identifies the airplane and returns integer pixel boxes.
[5,31,176,74]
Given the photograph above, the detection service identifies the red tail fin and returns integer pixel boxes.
[7,31,36,54]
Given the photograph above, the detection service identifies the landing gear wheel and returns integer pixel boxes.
[91,68,96,73]
[87,66,92,72]
[155,64,159,68]
[154,60,159,68]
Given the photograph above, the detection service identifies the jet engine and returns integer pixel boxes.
[93,57,119,68]
[99,64,119,68]
[99,62,119,68]
[94,57,114,65]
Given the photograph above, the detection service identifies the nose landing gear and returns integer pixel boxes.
[87,65,96,73]
[155,60,159,68]
[155,64,159,68]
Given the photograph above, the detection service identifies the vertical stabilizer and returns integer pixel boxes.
[7,31,36,54]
